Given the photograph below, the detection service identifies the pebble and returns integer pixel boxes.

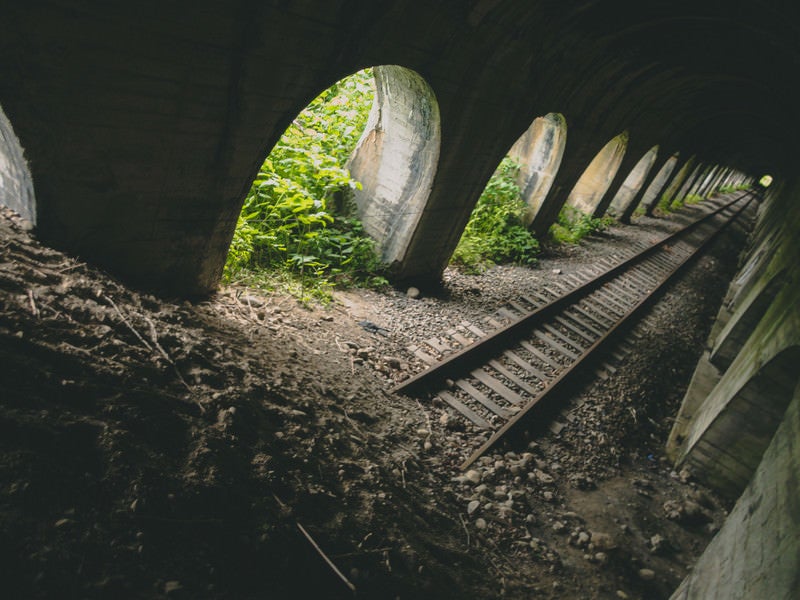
[616,591,629,599]
[406,287,420,299]
[467,500,480,515]
[638,568,656,581]
[591,531,616,550]
[464,469,482,484]
[552,521,566,533]
[475,518,487,530]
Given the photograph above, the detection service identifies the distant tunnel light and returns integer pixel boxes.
[759,174,773,188]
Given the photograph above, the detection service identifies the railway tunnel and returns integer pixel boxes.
[0,1,799,598]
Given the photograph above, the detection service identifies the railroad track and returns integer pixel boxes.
[393,191,757,469]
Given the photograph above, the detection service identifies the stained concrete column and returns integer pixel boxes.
[674,163,709,204]
[592,141,657,219]
[347,66,441,266]
[0,104,35,223]
[645,157,696,215]
[618,152,679,223]
[506,113,567,226]
[528,128,627,238]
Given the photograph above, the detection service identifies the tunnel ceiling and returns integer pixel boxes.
[554,0,800,177]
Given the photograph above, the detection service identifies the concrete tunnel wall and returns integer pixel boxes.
[0,1,768,294]
[666,181,800,598]
[2,3,800,597]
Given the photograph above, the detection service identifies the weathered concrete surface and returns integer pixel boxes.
[619,152,679,221]
[670,388,800,600]
[0,105,34,223]
[668,183,800,500]
[507,113,566,226]
[565,131,628,215]
[607,144,659,217]
[347,66,440,266]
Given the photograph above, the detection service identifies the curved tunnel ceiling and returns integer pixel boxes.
[553,0,800,177]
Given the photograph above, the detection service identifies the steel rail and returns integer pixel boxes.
[390,190,758,469]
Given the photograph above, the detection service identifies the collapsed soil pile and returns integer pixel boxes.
[0,198,752,599]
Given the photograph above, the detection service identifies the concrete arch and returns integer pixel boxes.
[607,144,659,217]
[677,345,800,500]
[710,269,788,370]
[565,131,628,215]
[347,66,441,265]
[506,113,567,226]
[0,103,35,223]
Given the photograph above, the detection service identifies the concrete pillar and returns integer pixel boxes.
[670,388,800,600]
[645,157,695,215]
[697,165,721,198]
[347,66,441,265]
[528,128,626,238]
[593,141,657,218]
[506,113,567,226]
[676,163,710,204]
[564,131,629,216]
[668,182,800,500]
[605,145,659,218]
[619,152,679,222]
[0,104,35,222]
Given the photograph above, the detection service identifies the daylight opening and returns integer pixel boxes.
[224,66,439,298]
[449,114,566,272]
[759,174,773,188]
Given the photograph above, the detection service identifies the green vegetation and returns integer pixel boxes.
[224,69,387,302]
[450,157,540,273]
[684,193,704,205]
[549,205,614,244]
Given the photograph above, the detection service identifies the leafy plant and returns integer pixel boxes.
[684,193,705,205]
[450,157,540,273]
[549,205,614,244]
[224,69,386,302]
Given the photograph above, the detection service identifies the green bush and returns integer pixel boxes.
[224,69,387,301]
[450,157,540,273]
[549,205,614,244]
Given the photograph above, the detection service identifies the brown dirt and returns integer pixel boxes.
[0,197,752,599]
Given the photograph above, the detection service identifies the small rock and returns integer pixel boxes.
[616,591,629,599]
[533,469,555,484]
[552,268,562,275]
[475,518,487,530]
[384,356,403,370]
[552,521,566,533]
[542,491,555,502]
[164,581,183,596]
[464,470,482,485]
[577,531,590,546]
[638,568,656,581]
[650,534,668,554]
[591,532,617,551]
[467,500,480,515]
[406,287,421,299]
[594,552,608,564]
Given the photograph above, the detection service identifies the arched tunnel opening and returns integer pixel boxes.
[0,3,798,599]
